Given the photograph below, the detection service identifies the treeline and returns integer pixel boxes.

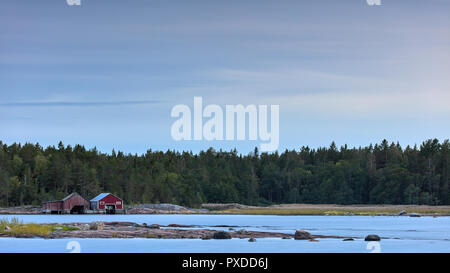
[0,139,449,207]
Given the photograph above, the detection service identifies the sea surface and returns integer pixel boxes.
[0,214,449,253]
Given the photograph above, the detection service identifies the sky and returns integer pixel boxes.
[1,0,449,154]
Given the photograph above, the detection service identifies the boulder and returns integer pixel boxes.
[398,210,407,216]
[89,221,104,231]
[343,238,354,241]
[235,229,247,235]
[98,222,105,230]
[364,234,381,241]
[213,231,232,239]
[409,213,421,217]
[294,230,313,240]
[248,237,256,242]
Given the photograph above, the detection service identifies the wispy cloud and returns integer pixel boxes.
[0,100,162,107]
[268,90,450,119]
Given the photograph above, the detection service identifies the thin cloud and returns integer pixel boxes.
[0,100,163,107]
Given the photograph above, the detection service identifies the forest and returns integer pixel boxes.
[0,139,449,207]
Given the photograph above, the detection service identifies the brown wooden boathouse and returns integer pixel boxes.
[42,193,90,214]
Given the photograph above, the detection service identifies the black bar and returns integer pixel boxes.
[0,253,447,272]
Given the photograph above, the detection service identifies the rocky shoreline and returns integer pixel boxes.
[0,221,351,240]
[0,204,208,215]
[1,203,449,216]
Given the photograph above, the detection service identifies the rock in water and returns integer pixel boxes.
[409,213,421,217]
[294,230,313,240]
[235,229,247,235]
[248,237,256,242]
[213,231,232,239]
[343,238,354,241]
[365,234,381,241]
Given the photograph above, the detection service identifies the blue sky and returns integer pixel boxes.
[1,0,449,154]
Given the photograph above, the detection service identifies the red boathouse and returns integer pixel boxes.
[43,192,90,214]
[90,193,124,214]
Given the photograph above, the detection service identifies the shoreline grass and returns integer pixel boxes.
[0,217,78,237]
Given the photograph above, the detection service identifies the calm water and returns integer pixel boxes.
[0,215,449,253]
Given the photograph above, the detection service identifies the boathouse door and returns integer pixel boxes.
[70,205,85,214]
[105,205,116,214]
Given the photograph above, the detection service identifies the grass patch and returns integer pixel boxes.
[51,225,79,231]
[0,218,79,236]
[143,232,158,238]
[0,217,52,236]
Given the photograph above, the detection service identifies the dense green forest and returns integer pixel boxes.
[0,139,449,207]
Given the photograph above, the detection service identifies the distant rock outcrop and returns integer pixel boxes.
[126,203,209,214]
